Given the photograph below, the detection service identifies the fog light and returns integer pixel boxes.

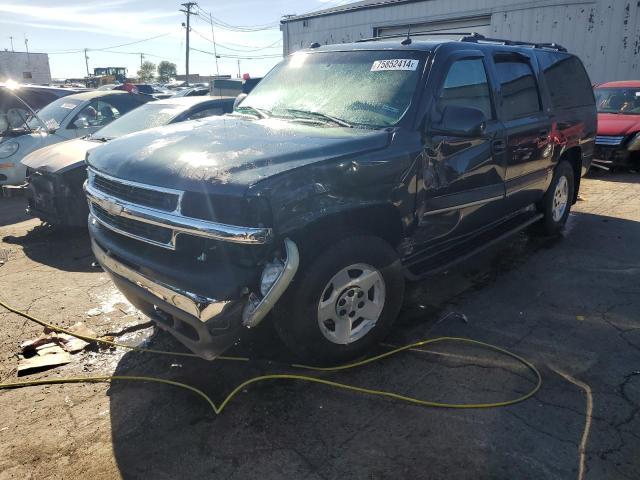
[260,260,284,296]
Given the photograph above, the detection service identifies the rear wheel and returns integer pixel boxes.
[536,160,575,235]
[273,235,405,364]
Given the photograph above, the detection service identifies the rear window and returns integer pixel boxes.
[535,51,594,108]
[494,56,541,120]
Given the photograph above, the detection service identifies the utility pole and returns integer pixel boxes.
[9,36,14,52]
[237,59,241,78]
[180,2,197,86]
[140,53,144,69]
[23,36,29,55]
[208,12,219,77]
[84,48,90,77]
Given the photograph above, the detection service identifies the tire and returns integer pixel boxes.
[536,161,575,235]
[273,235,405,364]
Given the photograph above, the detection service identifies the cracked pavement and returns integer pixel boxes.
[0,171,639,479]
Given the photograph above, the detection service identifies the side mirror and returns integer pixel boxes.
[430,105,487,137]
[73,117,89,129]
[233,93,248,111]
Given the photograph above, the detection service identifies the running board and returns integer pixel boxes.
[404,211,544,280]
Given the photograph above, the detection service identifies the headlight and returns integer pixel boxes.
[627,132,640,151]
[260,260,284,296]
[0,141,19,159]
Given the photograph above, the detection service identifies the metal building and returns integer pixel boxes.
[0,51,52,85]
[281,0,639,83]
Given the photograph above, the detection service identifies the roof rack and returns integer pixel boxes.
[357,31,567,52]
[357,31,474,43]
[459,33,567,52]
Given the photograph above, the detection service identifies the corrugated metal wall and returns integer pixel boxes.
[281,0,640,83]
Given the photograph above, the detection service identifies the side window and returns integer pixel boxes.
[70,100,121,129]
[494,57,541,120]
[535,51,594,108]
[186,107,224,120]
[437,58,493,120]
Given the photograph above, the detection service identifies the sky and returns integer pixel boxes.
[0,0,353,80]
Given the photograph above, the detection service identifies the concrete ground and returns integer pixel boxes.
[0,172,638,480]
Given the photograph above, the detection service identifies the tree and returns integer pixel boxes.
[137,61,156,82]
[157,61,177,83]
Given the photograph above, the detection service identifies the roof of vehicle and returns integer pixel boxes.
[56,90,144,101]
[305,37,569,55]
[0,83,81,94]
[153,95,235,106]
[596,81,640,88]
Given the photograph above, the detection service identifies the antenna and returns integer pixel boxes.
[401,25,412,45]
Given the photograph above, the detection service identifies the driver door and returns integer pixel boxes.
[414,53,507,246]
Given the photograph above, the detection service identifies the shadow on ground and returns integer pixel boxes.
[106,211,640,479]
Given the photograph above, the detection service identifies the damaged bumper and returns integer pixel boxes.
[26,169,88,226]
[90,229,299,360]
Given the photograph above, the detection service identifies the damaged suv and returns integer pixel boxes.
[86,36,595,363]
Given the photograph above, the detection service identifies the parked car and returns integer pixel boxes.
[174,87,210,97]
[85,36,596,363]
[593,81,640,171]
[23,96,235,226]
[0,91,150,186]
[114,83,173,99]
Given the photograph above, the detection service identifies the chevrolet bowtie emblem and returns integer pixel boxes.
[102,201,124,216]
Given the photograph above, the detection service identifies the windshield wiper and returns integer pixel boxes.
[88,135,113,142]
[235,105,270,119]
[282,109,353,128]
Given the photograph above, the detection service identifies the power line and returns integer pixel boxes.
[190,27,281,52]
[189,46,281,60]
[42,32,173,55]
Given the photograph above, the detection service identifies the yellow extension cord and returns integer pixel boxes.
[0,299,542,415]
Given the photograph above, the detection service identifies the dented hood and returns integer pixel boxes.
[22,138,100,174]
[86,115,392,193]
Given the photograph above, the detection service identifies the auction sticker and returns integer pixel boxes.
[371,59,419,71]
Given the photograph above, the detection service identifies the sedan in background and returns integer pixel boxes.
[0,90,150,186]
[23,95,235,227]
[593,81,640,171]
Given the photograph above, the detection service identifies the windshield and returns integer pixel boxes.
[92,102,182,139]
[594,87,640,114]
[27,96,83,130]
[239,50,426,128]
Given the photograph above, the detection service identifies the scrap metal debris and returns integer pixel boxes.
[17,322,98,376]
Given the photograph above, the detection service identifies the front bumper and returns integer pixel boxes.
[90,221,299,360]
[26,170,88,226]
[592,146,637,169]
[91,237,246,360]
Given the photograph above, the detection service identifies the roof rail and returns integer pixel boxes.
[357,31,475,43]
[459,33,567,52]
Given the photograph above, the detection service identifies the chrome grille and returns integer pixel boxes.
[92,173,179,212]
[91,203,173,247]
[595,135,625,146]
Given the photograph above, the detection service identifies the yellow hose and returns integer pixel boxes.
[0,299,542,415]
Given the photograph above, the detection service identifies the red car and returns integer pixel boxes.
[593,81,640,171]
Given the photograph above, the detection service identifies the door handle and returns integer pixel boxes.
[491,139,506,154]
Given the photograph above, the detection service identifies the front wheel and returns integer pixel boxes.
[273,235,405,364]
[536,161,575,235]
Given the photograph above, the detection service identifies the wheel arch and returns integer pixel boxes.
[558,146,582,204]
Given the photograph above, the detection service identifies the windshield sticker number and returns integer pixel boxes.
[371,59,419,71]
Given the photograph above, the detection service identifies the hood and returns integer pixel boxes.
[87,115,391,193]
[22,138,100,174]
[597,113,640,136]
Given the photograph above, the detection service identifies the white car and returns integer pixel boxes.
[0,90,150,186]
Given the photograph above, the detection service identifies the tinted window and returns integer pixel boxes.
[437,58,492,119]
[535,52,594,108]
[494,57,541,120]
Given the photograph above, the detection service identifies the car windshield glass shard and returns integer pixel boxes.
[26,96,83,131]
[239,50,425,128]
[594,88,640,114]
[281,108,353,127]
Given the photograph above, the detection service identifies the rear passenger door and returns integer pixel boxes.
[491,52,553,210]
